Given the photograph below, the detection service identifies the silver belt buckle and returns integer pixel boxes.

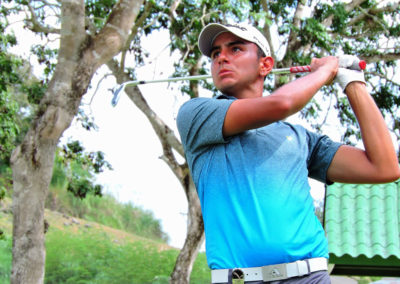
[295,260,309,276]
[262,263,287,281]
[232,268,244,284]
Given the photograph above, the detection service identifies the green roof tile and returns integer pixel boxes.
[325,181,400,263]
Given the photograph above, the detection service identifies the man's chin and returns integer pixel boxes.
[216,81,237,94]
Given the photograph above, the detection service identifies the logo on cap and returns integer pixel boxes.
[225,24,247,32]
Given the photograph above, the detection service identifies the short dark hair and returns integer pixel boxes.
[257,46,266,59]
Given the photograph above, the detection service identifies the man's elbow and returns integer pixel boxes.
[380,164,400,183]
[389,165,400,182]
[273,98,297,119]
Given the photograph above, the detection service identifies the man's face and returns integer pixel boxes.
[210,32,262,96]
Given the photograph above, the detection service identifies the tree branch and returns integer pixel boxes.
[321,0,368,27]
[261,0,275,58]
[120,0,154,72]
[107,59,185,160]
[87,0,145,69]
[285,0,307,59]
[347,2,400,26]
[363,52,400,63]
[369,70,400,86]
[26,1,61,34]
[169,0,182,19]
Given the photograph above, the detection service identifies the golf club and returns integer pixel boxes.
[111,59,366,107]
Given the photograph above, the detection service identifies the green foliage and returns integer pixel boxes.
[0,21,22,163]
[51,141,113,199]
[76,109,98,131]
[30,44,57,82]
[0,91,19,162]
[44,230,210,284]
[45,187,168,242]
[0,234,12,283]
[301,18,333,51]
[20,79,46,105]
[85,0,116,30]
[0,165,12,202]
[269,0,296,16]
[0,227,210,284]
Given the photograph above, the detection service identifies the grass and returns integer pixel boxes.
[0,235,11,284]
[0,187,211,284]
[45,187,168,243]
[0,213,210,284]
[44,230,176,283]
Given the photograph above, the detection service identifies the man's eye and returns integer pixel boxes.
[211,51,220,59]
[232,46,241,52]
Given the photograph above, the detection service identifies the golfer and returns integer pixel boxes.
[176,23,399,284]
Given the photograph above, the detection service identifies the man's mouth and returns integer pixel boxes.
[218,69,233,77]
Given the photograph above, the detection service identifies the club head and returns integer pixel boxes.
[111,83,126,107]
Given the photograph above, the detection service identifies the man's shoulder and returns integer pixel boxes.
[178,96,232,117]
[176,95,233,139]
[177,97,210,121]
[180,97,212,108]
[180,95,228,107]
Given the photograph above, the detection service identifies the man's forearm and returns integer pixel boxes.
[346,82,399,178]
[269,67,332,115]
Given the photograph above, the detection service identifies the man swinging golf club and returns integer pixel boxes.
[176,22,400,284]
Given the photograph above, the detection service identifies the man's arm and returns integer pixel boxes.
[327,82,400,184]
[223,56,338,137]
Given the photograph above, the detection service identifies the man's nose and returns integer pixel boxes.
[217,49,229,64]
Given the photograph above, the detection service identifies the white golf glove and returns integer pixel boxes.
[335,55,366,91]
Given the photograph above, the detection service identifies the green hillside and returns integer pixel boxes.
[0,191,211,283]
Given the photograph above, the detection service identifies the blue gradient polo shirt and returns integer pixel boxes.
[176,94,342,270]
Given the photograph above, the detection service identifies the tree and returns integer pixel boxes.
[4,0,144,282]
[1,0,399,283]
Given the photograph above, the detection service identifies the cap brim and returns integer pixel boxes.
[198,24,232,57]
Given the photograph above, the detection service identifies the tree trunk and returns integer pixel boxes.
[10,132,69,282]
[170,180,205,284]
[9,0,144,282]
[10,138,58,283]
[10,0,86,280]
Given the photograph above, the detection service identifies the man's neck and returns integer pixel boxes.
[225,87,264,99]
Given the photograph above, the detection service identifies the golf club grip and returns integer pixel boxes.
[289,66,312,73]
[348,59,367,71]
[288,60,366,74]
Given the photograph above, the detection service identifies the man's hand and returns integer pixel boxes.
[335,55,366,91]
[310,56,338,85]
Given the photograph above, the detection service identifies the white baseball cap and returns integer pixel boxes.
[198,23,271,58]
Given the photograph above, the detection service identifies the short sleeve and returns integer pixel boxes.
[306,130,342,183]
[177,97,234,154]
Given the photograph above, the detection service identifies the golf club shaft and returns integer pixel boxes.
[119,66,309,88]
[111,60,366,107]
[111,66,310,107]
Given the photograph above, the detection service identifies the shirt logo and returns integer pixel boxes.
[286,136,293,141]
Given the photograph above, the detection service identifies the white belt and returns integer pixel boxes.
[211,257,328,283]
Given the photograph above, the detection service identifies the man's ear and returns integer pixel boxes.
[259,56,274,77]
